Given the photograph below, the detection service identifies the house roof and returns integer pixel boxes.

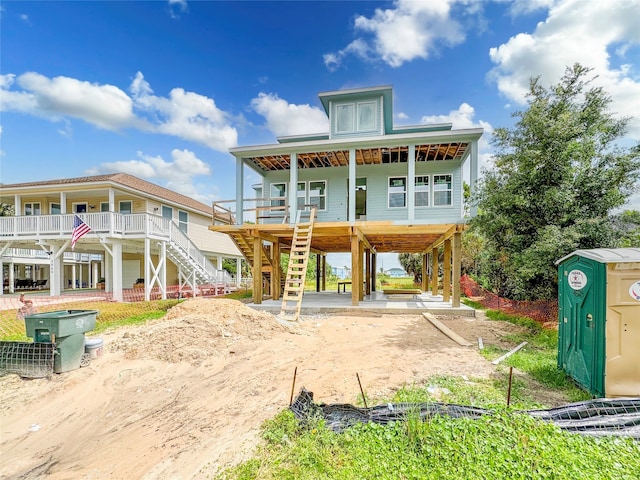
[0,173,212,216]
[231,128,483,173]
[556,248,640,265]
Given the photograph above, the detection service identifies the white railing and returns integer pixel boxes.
[168,220,218,279]
[1,248,101,262]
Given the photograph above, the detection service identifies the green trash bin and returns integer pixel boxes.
[24,310,98,373]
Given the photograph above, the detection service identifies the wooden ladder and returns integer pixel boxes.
[279,208,316,321]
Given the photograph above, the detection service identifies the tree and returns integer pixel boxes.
[0,204,13,216]
[398,253,422,284]
[472,64,640,300]
[613,210,640,248]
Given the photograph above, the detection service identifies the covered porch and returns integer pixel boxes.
[210,220,466,308]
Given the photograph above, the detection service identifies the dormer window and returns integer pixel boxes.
[333,100,380,137]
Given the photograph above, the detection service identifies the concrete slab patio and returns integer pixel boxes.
[246,290,476,317]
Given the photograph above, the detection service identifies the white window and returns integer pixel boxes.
[50,203,61,215]
[308,181,326,210]
[119,201,132,214]
[388,177,407,208]
[270,183,287,209]
[335,103,354,133]
[73,202,87,213]
[357,102,376,131]
[100,202,110,212]
[178,210,188,233]
[24,202,41,215]
[433,175,452,206]
[162,205,173,220]
[415,176,430,207]
[297,182,307,210]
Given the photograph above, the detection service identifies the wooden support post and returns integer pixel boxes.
[253,236,262,304]
[321,254,327,292]
[351,234,360,306]
[359,241,365,301]
[431,246,439,296]
[371,253,377,292]
[316,253,321,292]
[422,253,428,291]
[452,232,461,307]
[443,238,452,302]
[271,239,281,300]
[365,248,371,296]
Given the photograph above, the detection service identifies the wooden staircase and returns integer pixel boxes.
[279,208,316,321]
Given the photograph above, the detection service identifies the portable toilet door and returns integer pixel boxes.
[557,253,606,397]
[557,248,640,397]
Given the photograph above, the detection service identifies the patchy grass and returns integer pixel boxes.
[217,301,616,479]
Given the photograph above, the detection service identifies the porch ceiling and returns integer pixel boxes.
[246,143,469,172]
[210,222,466,254]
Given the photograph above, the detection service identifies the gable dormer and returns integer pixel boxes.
[319,85,393,139]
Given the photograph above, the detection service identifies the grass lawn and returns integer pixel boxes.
[217,303,640,480]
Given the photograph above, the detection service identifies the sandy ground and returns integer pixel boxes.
[1,298,528,479]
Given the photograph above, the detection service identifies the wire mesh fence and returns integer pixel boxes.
[291,388,640,439]
[461,274,558,325]
[0,283,231,339]
[0,341,55,378]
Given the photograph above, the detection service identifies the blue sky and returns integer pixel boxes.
[1,0,639,268]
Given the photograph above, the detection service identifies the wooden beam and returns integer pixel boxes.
[253,236,263,304]
[351,234,360,306]
[423,224,457,253]
[365,248,371,296]
[422,253,428,291]
[371,253,377,292]
[359,241,365,301]
[431,246,439,296]
[443,238,452,302]
[321,254,326,291]
[271,239,281,300]
[452,232,462,307]
[316,253,321,292]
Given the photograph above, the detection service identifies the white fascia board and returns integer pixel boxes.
[230,127,484,158]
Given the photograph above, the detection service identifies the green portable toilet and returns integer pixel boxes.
[556,248,640,397]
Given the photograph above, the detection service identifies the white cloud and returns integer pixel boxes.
[325,0,468,69]
[168,0,188,19]
[251,92,329,137]
[130,72,237,151]
[488,0,640,139]
[1,70,238,151]
[85,148,214,201]
[508,0,556,16]
[422,103,494,171]
[1,72,136,129]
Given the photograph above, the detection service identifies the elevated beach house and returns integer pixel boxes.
[0,173,242,300]
[211,85,482,311]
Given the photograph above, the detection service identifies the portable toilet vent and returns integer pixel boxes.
[556,248,640,397]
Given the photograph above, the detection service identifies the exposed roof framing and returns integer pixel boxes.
[245,142,470,172]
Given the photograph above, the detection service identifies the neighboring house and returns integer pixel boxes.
[331,266,351,280]
[211,85,482,307]
[385,267,408,278]
[0,173,242,300]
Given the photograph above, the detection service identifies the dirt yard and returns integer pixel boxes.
[1,298,530,479]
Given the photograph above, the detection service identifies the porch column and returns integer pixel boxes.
[443,239,452,302]
[60,192,67,214]
[365,249,371,296]
[288,153,298,224]
[407,144,415,221]
[271,239,280,300]
[71,264,77,289]
[422,253,428,291]
[92,261,99,288]
[321,254,327,291]
[469,140,479,217]
[236,156,244,224]
[236,257,242,288]
[105,250,112,292]
[160,240,167,300]
[0,259,3,296]
[9,261,15,294]
[350,234,360,306]
[48,245,64,296]
[14,196,21,216]
[348,148,356,222]
[371,253,376,292]
[431,246,439,296]
[452,232,462,307]
[315,253,321,292]
[216,256,223,270]
[144,237,151,301]
[252,236,262,304]
[112,241,123,302]
[109,188,115,212]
